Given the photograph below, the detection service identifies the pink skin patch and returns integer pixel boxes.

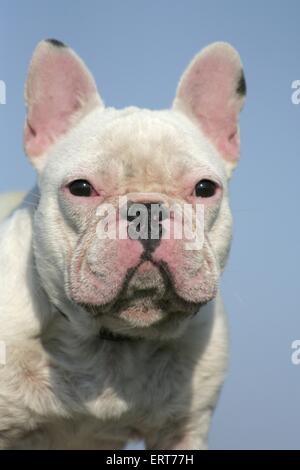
[175,43,244,162]
[152,237,218,304]
[24,42,100,158]
[69,237,144,306]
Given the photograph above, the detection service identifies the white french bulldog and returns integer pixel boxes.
[0,39,246,449]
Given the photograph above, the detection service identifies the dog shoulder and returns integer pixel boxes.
[0,192,26,222]
[0,204,43,340]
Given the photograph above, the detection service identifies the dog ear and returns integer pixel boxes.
[24,39,103,170]
[173,42,246,173]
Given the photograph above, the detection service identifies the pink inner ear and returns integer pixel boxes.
[25,43,101,158]
[175,44,245,163]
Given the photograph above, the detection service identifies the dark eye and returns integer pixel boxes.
[195,179,218,198]
[68,180,94,197]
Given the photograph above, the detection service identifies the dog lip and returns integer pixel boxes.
[77,260,165,317]
[75,256,207,318]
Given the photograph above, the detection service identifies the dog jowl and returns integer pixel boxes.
[0,40,246,449]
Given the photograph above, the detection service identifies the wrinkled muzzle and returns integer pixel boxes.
[68,198,219,325]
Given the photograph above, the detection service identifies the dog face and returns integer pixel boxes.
[24,40,245,339]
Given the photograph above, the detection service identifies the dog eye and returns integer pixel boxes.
[68,180,95,197]
[195,179,218,198]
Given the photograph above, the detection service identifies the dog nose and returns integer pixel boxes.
[125,201,168,253]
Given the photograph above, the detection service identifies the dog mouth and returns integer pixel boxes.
[80,258,201,320]
[70,233,219,330]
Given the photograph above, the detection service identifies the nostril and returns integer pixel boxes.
[150,203,168,223]
[127,213,137,222]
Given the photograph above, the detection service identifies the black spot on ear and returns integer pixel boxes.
[236,70,246,96]
[45,38,67,48]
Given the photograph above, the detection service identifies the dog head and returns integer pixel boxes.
[24,39,246,339]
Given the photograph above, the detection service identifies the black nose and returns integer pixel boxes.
[125,201,168,253]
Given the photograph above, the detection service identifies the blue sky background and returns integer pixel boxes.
[1,0,300,449]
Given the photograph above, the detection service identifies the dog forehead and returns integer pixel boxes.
[46,106,226,182]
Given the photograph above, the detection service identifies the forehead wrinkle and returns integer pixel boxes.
[100,111,188,158]
[98,112,190,189]
[48,106,226,192]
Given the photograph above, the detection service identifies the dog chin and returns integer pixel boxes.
[80,287,204,335]
[81,291,172,329]
[115,297,168,328]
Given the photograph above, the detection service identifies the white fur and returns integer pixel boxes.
[0,40,245,449]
